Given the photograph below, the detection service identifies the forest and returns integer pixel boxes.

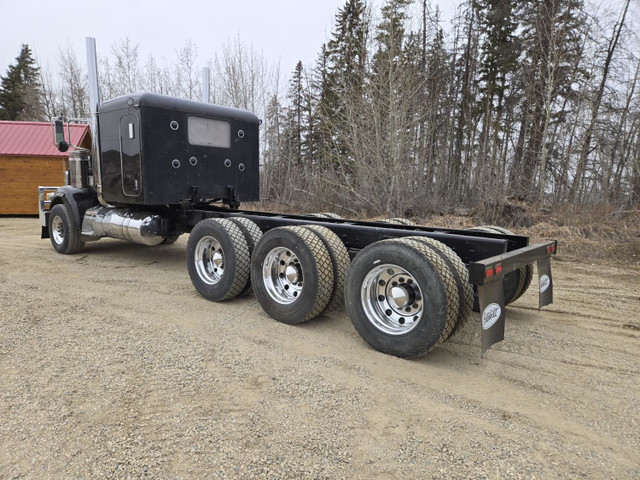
[1,0,638,220]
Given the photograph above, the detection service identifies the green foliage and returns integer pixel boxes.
[316,0,369,169]
[0,44,44,120]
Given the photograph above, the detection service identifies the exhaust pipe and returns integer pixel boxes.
[201,67,210,103]
[85,37,109,207]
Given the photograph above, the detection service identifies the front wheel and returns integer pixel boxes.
[48,203,85,254]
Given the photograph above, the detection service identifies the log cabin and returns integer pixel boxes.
[0,121,91,214]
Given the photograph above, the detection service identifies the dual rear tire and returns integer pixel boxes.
[345,237,471,358]
[186,218,253,302]
[187,218,472,358]
[250,226,337,324]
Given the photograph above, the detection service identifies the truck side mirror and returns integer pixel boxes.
[53,119,69,152]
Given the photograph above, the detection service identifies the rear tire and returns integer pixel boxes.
[48,203,85,254]
[377,218,417,226]
[318,212,342,219]
[465,225,528,310]
[187,219,250,301]
[478,225,534,302]
[302,225,350,313]
[399,236,473,330]
[307,212,343,219]
[251,226,334,324]
[345,239,459,358]
[229,217,263,296]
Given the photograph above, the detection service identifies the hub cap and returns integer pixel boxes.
[263,247,303,304]
[195,236,225,285]
[361,264,424,335]
[51,215,64,245]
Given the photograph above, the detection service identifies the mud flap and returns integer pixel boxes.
[537,257,553,310]
[478,278,506,353]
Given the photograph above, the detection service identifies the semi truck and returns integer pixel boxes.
[38,38,557,358]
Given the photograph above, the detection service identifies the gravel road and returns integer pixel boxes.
[1,217,638,479]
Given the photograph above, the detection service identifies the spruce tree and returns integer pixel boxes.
[285,62,304,168]
[0,44,44,120]
[474,0,521,197]
[511,0,588,199]
[316,0,369,170]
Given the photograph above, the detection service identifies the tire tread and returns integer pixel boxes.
[302,225,350,313]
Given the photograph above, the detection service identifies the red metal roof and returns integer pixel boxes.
[0,121,90,157]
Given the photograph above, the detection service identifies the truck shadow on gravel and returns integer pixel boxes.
[73,239,187,267]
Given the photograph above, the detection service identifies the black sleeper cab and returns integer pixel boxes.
[98,93,260,206]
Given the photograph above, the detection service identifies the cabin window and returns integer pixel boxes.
[188,116,231,149]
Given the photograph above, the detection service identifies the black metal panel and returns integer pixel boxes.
[98,93,260,206]
[468,241,557,285]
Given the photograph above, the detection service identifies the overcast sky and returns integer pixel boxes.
[0,0,458,80]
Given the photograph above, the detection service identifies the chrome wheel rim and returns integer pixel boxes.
[361,264,424,335]
[195,236,225,285]
[263,247,303,305]
[51,215,64,245]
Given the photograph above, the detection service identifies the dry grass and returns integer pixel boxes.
[428,204,640,265]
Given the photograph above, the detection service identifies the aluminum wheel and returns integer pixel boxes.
[361,263,424,335]
[194,235,225,285]
[262,247,304,304]
[51,215,64,245]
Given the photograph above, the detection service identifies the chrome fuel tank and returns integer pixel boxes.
[81,206,165,246]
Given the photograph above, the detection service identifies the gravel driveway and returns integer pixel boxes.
[1,217,638,479]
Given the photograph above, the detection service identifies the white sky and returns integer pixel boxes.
[0,0,459,80]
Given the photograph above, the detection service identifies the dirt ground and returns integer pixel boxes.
[0,216,638,479]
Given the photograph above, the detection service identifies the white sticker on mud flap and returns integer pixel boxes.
[540,274,551,293]
[482,303,502,330]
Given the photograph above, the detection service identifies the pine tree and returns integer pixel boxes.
[450,2,482,204]
[316,0,369,170]
[285,62,304,168]
[0,44,44,120]
[262,94,285,200]
[511,0,587,200]
[474,0,521,198]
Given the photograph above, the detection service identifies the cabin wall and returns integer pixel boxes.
[0,156,68,214]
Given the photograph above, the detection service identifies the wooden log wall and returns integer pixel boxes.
[0,156,68,215]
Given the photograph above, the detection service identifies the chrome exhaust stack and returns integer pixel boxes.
[201,67,210,103]
[85,37,108,207]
